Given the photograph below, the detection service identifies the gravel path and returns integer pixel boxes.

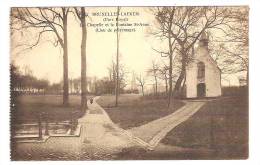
[129,101,205,149]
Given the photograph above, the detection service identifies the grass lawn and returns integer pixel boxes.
[97,94,185,129]
[12,94,91,123]
[161,95,248,159]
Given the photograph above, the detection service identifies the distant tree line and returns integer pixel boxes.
[11,63,137,95]
[11,64,49,94]
[93,77,136,95]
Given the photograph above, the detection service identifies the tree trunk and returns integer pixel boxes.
[246,66,249,86]
[168,34,173,107]
[80,7,88,109]
[168,56,172,107]
[181,74,186,98]
[174,67,185,96]
[154,76,158,96]
[69,80,71,94]
[174,49,187,97]
[141,85,144,96]
[165,75,168,95]
[63,13,69,106]
[115,7,120,107]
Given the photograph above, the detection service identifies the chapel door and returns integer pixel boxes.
[197,83,206,97]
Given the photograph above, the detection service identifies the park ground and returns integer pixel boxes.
[12,94,93,124]
[11,87,248,160]
[96,94,185,129]
[96,89,248,159]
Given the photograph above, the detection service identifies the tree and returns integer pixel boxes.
[69,78,74,94]
[47,82,63,94]
[74,7,88,109]
[72,78,81,94]
[136,74,146,96]
[147,60,159,96]
[108,60,117,92]
[10,63,50,94]
[11,7,70,106]
[94,77,114,95]
[115,6,121,107]
[130,71,138,93]
[107,59,128,94]
[10,64,22,92]
[151,7,232,105]
[35,79,49,93]
[209,7,249,85]
[151,7,176,106]
[158,65,169,94]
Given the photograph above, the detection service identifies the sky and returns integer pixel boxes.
[10,7,244,86]
[11,7,161,84]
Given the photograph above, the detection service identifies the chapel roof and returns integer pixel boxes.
[200,31,209,41]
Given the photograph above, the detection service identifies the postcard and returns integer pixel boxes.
[10,6,248,160]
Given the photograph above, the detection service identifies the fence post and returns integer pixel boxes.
[38,113,42,139]
[70,111,73,135]
[45,112,49,136]
[70,111,79,135]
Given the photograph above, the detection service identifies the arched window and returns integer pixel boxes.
[197,62,205,79]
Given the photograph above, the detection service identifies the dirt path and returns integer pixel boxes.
[78,96,135,154]
[128,101,205,149]
[95,98,205,150]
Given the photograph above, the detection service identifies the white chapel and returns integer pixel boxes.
[185,32,222,98]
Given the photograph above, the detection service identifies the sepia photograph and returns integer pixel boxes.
[9,6,249,160]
